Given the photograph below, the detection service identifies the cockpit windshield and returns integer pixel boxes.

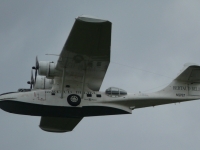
[105,87,127,97]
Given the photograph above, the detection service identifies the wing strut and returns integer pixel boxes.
[61,67,66,98]
[81,62,86,99]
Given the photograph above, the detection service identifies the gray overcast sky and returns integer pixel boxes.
[1,0,200,150]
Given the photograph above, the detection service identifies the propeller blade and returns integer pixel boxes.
[36,56,39,69]
[27,70,35,90]
[35,69,37,82]
[31,69,35,84]
[28,56,39,90]
[34,56,39,82]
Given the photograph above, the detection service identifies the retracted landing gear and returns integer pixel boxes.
[67,94,81,106]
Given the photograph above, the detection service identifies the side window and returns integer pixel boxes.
[111,87,119,96]
[96,94,101,98]
[106,88,112,95]
[87,94,92,97]
[120,90,127,95]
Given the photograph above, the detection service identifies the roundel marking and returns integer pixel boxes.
[67,94,81,106]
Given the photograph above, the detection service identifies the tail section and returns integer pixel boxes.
[158,63,200,97]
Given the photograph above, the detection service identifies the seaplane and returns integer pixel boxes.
[1,16,200,133]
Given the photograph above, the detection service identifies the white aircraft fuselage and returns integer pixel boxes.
[0,82,199,118]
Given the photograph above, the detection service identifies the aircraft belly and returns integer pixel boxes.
[0,100,130,117]
[0,100,82,117]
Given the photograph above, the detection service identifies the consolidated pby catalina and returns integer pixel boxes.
[1,16,200,132]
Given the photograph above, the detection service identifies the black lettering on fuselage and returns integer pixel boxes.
[191,87,200,91]
[176,93,185,97]
[188,87,200,91]
[173,86,186,90]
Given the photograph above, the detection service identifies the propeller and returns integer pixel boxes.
[27,70,35,89]
[32,56,39,82]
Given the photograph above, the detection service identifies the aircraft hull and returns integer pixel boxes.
[0,100,130,117]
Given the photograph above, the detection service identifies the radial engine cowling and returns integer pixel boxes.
[38,61,56,78]
[34,76,53,89]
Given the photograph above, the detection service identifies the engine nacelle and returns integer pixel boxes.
[38,61,56,78]
[34,76,53,89]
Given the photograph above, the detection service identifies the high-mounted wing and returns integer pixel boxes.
[39,117,83,132]
[55,16,112,91]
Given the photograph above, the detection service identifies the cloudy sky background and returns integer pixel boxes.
[1,0,200,149]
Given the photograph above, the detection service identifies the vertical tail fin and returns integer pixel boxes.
[158,63,200,97]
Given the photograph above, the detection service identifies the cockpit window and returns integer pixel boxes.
[105,87,127,97]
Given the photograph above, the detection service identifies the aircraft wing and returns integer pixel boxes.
[39,116,83,132]
[175,63,200,83]
[55,16,112,91]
